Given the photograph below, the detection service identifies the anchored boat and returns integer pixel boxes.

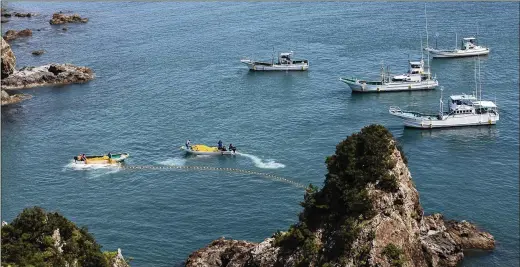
[240,51,309,71]
[426,36,490,58]
[74,153,129,164]
[339,59,438,92]
[389,59,498,129]
[181,144,237,155]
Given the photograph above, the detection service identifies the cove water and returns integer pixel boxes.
[1,2,518,266]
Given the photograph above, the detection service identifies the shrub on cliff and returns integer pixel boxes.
[275,124,403,265]
[1,206,126,267]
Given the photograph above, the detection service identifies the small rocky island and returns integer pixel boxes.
[49,12,88,25]
[186,125,495,267]
[1,207,129,267]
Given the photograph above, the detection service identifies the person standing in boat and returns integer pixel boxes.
[228,143,236,153]
[81,154,87,163]
[186,139,191,150]
[218,140,223,150]
[108,152,112,159]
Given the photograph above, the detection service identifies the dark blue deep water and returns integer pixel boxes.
[1,2,518,266]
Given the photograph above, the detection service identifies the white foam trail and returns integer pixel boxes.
[238,153,286,169]
[63,160,117,170]
[158,157,186,166]
[63,160,121,178]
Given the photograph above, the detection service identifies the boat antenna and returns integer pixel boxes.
[455,32,458,50]
[424,4,431,80]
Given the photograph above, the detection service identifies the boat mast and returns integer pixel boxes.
[439,86,444,117]
[272,47,275,65]
[424,4,431,80]
[455,33,458,49]
[473,58,477,97]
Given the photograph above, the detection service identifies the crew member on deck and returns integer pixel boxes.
[218,140,223,150]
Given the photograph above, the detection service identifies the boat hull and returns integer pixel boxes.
[428,48,490,58]
[391,111,499,129]
[340,78,438,92]
[241,60,308,71]
[74,153,129,164]
[181,146,237,155]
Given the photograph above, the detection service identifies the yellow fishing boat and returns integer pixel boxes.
[74,153,129,164]
[180,144,237,155]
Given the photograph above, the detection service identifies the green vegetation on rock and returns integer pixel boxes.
[274,124,403,265]
[1,206,128,267]
[381,243,405,267]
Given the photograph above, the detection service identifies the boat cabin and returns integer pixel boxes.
[473,100,498,114]
[277,52,308,65]
[461,37,478,50]
[408,60,424,74]
[449,94,477,114]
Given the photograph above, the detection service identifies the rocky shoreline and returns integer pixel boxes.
[185,126,495,267]
[1,8,94,104]
[1,63,95,90]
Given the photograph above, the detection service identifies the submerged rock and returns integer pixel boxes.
[13,12,32,17]
[31,49,45,56]
[1,64,95,90]
[49,13,88,25]
[3,28,32,41]
[1,37,16,78]
[1,89,32,106]
[185,125,495,267]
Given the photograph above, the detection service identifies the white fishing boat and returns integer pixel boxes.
[240,51,309,71]
[340,7,439,93]
[389,59,498,129]
[426,36,490,58]
[180,144,237,155]
[339,59,438,92]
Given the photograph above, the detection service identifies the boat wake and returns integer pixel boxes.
[238,153,286,169]
[63,160,122,178]
[158,157,187,166]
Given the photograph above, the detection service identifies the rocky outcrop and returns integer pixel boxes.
[32,49,45,56]
[1,37,16,78]
[104,248,130,267]
[1,89,32,106]
[3,28,32,41]
[1,64,95,90]
[185,125,494,267]
[49,13,88,25]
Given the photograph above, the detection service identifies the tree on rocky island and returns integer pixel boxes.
[1,206,130,267]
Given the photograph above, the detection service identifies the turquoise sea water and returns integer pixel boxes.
[1,2,518,266]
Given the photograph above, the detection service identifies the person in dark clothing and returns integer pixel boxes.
[228,143,236,153]
[218,140,223,150]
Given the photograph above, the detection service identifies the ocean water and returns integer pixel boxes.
[1,2,518,266]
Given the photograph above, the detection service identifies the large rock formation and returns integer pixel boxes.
[49,13,88,25]
[185,125,495,267]
[1,63,95,90]
[1,37,16,78]
[3,28,32,41]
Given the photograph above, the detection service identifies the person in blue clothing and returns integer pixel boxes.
[218,140,223,150]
